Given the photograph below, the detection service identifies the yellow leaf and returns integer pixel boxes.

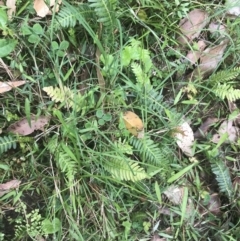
[123,111,144,138]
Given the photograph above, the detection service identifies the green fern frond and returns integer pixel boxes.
[56,5,95,29]
[104,158,149,182]
[0,136,17,154]
[211,160,233,199]
[131,62,145,84]
[57,151,76,184]
[144,88,164,112]
[129,137,166,165]
[214,83,240,101]
[88,0,117,27]
[208,67,240,84]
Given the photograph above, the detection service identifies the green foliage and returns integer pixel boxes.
[208,68,240,101]
[88,0,117,27]
[43,85,96,113]
[129,137,166,165]
[104,157,149,181]
[210,159,233,200]
[0,136,17,154]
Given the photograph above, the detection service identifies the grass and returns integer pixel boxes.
[1,0,240,240]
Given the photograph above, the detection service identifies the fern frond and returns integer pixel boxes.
[129,137,166,165]
[214,83,240,101]
[208,67,240,84]
[144,88,164,112]
[57,151,76,184]
[88,0,117,27]
[56,5,95,29]
[104,158,149,182]
[0,136,17,154]
[211,160,233,199]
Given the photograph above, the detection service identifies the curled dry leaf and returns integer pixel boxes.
[194,117,219,139]
[174,122,194,157]
[212,120,239,143]
[0,81,26,94]
[34,0,61,18]
[0,179,21,197]
[7,115,50,136]
[163,185,184,205]
[190,39,229,79]
[6,0,16,19]
[178,9,209,45]
[123,111,144,138]
[185,40,206,65]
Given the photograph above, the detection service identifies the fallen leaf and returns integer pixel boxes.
[6,0,16,19]
[123,111,144,138]
[174,122,194,157]
[190,39,229,79]
[185,40,206,65]
[194,117,219,139]
[207,193,221,215]
[178,9,209,45]
[151,234,166,241]
[163,185,184,205]
[0,81,26,93]
[7,115,50,136]
[212,120,239,143]
[0,179,21,197]
[34,0,61,18]
[226,0,240,17]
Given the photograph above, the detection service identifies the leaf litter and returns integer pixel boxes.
[0,179,21,197]
[7,115,50,136]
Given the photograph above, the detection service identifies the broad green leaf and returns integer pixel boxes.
[59,40,69,50]
[0,9,7,28]
[42,218,61,234]
[0,39,17,57]
[32,23,43,35]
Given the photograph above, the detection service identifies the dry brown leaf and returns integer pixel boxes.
[0,179,21,197]
[34,0,61,18]
[194,117,218,139]
[226,0,240,17]
[163,185,184,205]
[191,39,229,78]
[212,120,239,143]
[123,111,144,138]
[207,193,221,215]
[185,40,206,65]
[174,122,194,157]
[151,234,166,241]
[0,81,26,94]
[7,115,50,136]
[178,9,209,45]
[6,0,16,19]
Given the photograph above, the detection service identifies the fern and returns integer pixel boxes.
[104,158,149,182]
[207,68,240,101]
[211,159,233,199]
[129,137,167,166]
[0,136,17,154]
[214,83,240,101]
[208,67,240,84]
[55,5,95,29]
[43,86,95,113]
[88,0,117,27]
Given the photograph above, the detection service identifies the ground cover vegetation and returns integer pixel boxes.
[0,0,240,240]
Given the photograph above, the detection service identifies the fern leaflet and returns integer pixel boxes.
[130,137,166,166]
[214,83,240,101]
[0,136,17,154]
[104,158,149,182]
[211,159,233,199]
[88,0,117,27]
